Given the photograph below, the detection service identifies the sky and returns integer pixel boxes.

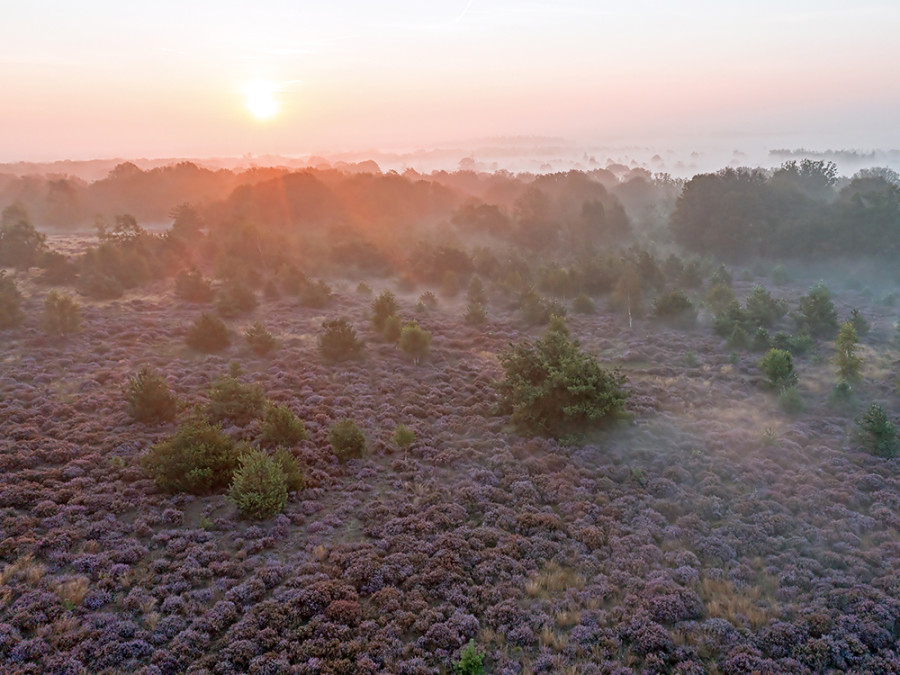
[2,1,900,163]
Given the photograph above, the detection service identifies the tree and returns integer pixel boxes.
[43,291,81,336]
[856,404,897,457]
[371,290,399,331]
[141,419,240,494]
[495,319,629,440]
[319,318,364,361]
[328,419,366,462]
[124,366,178,424]
[759,348,798,390]
[835,322,862,382]
[260,402,308,447]
[228,448,289,519]
[399,320,431,364]
[797,283,838,338]
[0,271,24,329]
[613,264,642,328]
[186,313,230,352]
[0,203,46,269]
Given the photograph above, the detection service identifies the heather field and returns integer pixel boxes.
[2,231,900,674]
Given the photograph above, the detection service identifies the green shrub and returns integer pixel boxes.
[399,320,431,364]
[466,276,487,306]
[849,308,870,337]
[751,327,771,352]
[653,289,697,328]
[835,321,862,382]
[727,324,749,350]
[206,376,266,426]
[0,204,46,268]
[357,281,372,295]
[216,281,257,318]
[759,348,798,389]
[371,290,399,331]
[519,288,565,326]
[418,291,438,309]
[454,640,485,675]
[43,291,81,336]
[319,318,364,361]
[382,314,402,343]
[174,268,214,303]
[706,283,737,313]
[745,285,787,327]
[273,447,306,492]
[496,319,629,440]
[797,283,839,337]
[124,366,177,423]
[771,264,790,285]
[37,250,78,285]
[186,312,230,352]
[464,303,487,325]
[79,271,124,299]
[710,264,733,287]
[228,448,289,519]
[260,402,308,447]
[392,423,416,450]
[855,403,898,457]
[777,386,804,414]
[141,419,240,494]
[0,271,24,329]
[244,322,278,356]
[571,293,596,315]
[299,278,333,308]
[328,419,366,462]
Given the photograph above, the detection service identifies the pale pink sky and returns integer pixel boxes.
[2,1,899,162]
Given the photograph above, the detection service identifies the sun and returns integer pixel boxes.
[244,81,278,121]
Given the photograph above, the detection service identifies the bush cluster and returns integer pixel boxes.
[328,419,366,462]
[141,420,240,494]
[124,366,178,423]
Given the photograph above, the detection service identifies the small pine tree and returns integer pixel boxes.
[759,348,798,390]
[382,314,402,343]
[464,303,487,325]
[141,419,239,494]
[399,320,431,364]
[124,366,178,423]
[454,640,486,675]
[186,313,231,352]
[466,276,487,306]
[797,283,839,338]
[835,321,862,382]
[260,402,308,447]
[371,290,399,331]
[328,419,366,462]
[206,376,266,426]
[856,403,898,457]
[174,268,214,303]
[319,318,364,361]
[392,423,416,452]
[43,291,81,336]
[228,448,289,519]
[849,308,870,337]
[272,447,306,492]
[244,322,278,356]
[0,271,24,329]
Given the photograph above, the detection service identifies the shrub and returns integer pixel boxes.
[418,291,438,309]
[751,327,771,352]
[706,283,737,313]
[466,276,487,306]
[228,448,289,519]
[0,271,24,329]
[797,283,839,337]
[382,314,402,343]
[849,308,870,337]
[855,403,898,457]
[216,281,257,318]
[244,322,278,356]
[777,386,804,414]
[771,264,790,285]
[835,322,862,382]
[357,282,372,295]
[0,204,46,268]
[496,318,629,440]
[454,640,485,675]
[328,419,366,462]
[759,348,798,389]
[771,330,813,355]
[464,303,487,325]
[653,289,697,328]
[260,403,308,447]
[319,318,364,361]
[37,250,78,285]
[399,320,431,364]
[79,271,124,299]
[519,288,565,326]
[572,293,596,314]
[273,448,305,492]
[174,268,214,303]
[43,291,81,336]
[710,264,733,287]
[371,290,399,331]
[206,376,266,426]
[124,366,177,423]
[745,285,787,327]
[299,278,333,308]
[392,423,416,450]
[727,324,749,350]
[186,313,231,352]
[141,419,240,494]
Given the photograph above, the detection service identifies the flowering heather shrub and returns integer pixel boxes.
[244,322,278,356]
[43,290,81,336]
[328,419,366,462]
[0,271,24,329]
[185,312,230,352]
[228,448,289,519]
[123,366,177,424]
[319,318,364,362]
[141,419,240,494]
[206,376,266,426]
[174,268,214,303]
[371,290,399,332]
[495,319,628,440]
[259,403,308,447]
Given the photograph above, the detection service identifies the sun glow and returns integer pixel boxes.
[244,81,278,121]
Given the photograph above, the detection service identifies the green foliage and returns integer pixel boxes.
[751,327,771,352]
[399,320,432,363]
[356,281,372,295]
[777,386,804,414]
[371,290,399,331]
[216,280,257,318]
[797,283,839,338]
[706,283,736,314]
[228,447,289,519]
[244,322,278,356]
[319,318,364,361]
[392,423,416,450]
[174,268,214,303]
[206,375,266,426]
[0,204,46,268]
[710,264,733,287]
[771,264,790,285]
[186,312,231,352]
[453,640,485,675]
[653,288,697,328]
[260,402,308,447]
[418,290,438,309]
[43,290,81,336]
[771,330,813,355]
[124,366,177,423]
[849,308,870,337]
[382,314,403,342]
[37,250,78,285]
[141,419,240,494]
[745,285,787,327]
[465,303,487,325]
[0,271,24,329]
[298,278,333,308]
[835,322,862,382]
[855,403,898,457]
[571,293,596,315]
[727,324,749,350]
[328,418,366,462]
[495,319,629,440]
[759,348,798,389]
[519,287,566,326]
[273,447,306,492]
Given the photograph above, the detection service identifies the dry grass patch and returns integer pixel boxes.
[525,561,585,599]
[698,577,778,629]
